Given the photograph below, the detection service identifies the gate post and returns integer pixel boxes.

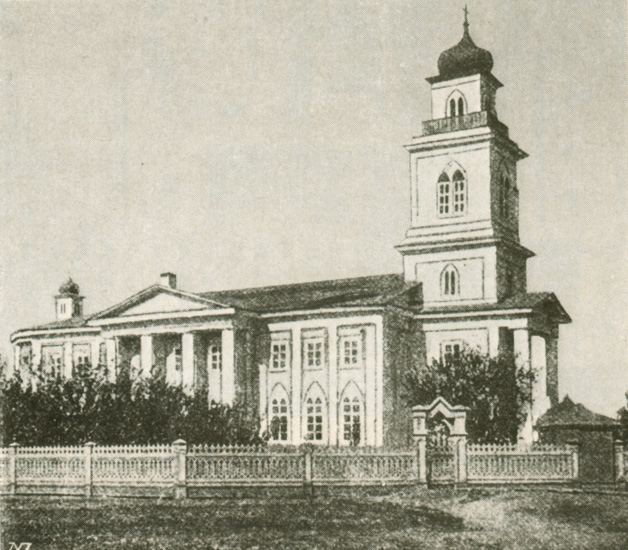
[411,409,427,484]
[173,439,187,499]
[84,442,95,498]
[8,442,20,495]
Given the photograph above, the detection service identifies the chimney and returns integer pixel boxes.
[160,272,177,289]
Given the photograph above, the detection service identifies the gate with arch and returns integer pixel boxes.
[412,397,469,485]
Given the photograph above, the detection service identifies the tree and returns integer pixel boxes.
[403,346,535,443]
[0,365,262,446]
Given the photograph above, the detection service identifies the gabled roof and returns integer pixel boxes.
[89,285,231,321]
[199,274,419,313]
[536,396,620,428]
[20,315,93,331]
[420,291,571,323]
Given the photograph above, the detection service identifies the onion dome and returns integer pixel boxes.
[436,18,493,80]
[58,277,80,296]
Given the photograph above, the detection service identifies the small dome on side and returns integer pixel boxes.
[58,277,80,296]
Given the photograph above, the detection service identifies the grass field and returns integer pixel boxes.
[2,487,628,549]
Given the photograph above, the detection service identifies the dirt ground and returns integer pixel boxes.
[1,486,628,549]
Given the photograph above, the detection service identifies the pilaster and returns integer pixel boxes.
[328,326,339,446]
[221,329,235,405]
[364,325,376,446]
[290,329,302,445]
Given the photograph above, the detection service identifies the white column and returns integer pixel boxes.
[375,322,384,447]
[90,340,101,371]
[182,333,195,393]
[259,363,268,434]
[105,338,117,382]
[364,325,376,446]
[64,342,73,378]
[328,326,339,446]
[531,335,551,422]
[32,340,42,374]
[291,329,302,445]
[488,325,500,356]
[513,328,533,446]
[12,344,19,378]
[140,335,153,378]
[221,329,235,405]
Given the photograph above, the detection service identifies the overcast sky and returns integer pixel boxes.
[1,0,626,416]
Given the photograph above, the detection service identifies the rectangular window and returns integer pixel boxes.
[305,340,323,369]
[342,337,361,367]
[209,344,222,370]
[305,398,324,441]
[270,334,291,371]
[441,340,463,365]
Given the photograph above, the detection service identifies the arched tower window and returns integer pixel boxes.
[340,384,364,446]
[269,385,290,442]
[438,172,451,215]
[452,170,466,214]
[446,91,467,118]
[437,164,467,218]
[441,264,460,297]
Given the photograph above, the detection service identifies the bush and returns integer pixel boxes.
[0,366,262,446]
[403,347,535,443]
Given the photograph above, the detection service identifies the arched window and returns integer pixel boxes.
[340,384,364,445]
[452,170,466,214]
[269,385,290,442]
[441,264,460,297]
[437,164,467,218]
[446,91,467,118]
[438,172,451,215]
[303,384,327,442]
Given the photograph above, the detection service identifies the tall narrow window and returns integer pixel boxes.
[270,396,289,441]
[305,397,324,441]
[438,173,451,215]
[452,170,466,214]
[449,98,456,117]
[441,264,459,297]
[437,166,466,218]
[209,344,222,370]
[342,396,362,445]
[305,340,323,369]
[458,97,464,116]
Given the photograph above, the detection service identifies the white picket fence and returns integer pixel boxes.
[467,443,578,484]
[0,440,579,497]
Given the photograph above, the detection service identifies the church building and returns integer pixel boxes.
[10,19,570,446]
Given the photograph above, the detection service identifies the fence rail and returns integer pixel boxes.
[467,443,577,483]
[0,440,579,497]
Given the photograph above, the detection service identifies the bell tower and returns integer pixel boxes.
[397,16,533,307]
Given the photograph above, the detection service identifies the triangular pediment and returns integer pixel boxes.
[90,285,231,322]
[120,292,211,316]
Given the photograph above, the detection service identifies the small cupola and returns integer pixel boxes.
[435,14,493,81]
[55,277,84,321]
